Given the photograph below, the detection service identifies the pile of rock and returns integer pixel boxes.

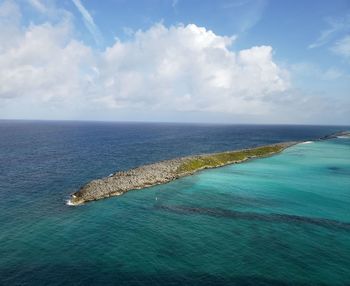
[69,157,188,205]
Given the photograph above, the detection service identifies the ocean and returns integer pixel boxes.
[0,120,349,285]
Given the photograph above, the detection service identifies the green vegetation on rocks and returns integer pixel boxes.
[177,145,284,174]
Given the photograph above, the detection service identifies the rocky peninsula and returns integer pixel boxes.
[68,142,296,205]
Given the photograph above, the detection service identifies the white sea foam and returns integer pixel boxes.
[337,135,350,139]
[300,141,313,144]
[66,199,75,206]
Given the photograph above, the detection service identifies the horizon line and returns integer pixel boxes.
[0,118,349,127]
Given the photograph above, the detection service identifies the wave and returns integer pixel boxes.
[66,199,76,206]
[300,141,313,144]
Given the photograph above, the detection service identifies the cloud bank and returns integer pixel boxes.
[0,1,348,124]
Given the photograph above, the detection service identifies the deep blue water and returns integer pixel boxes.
[0,121,349,285]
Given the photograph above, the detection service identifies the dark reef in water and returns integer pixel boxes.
[319,130,350,140]
[156,205,350,231]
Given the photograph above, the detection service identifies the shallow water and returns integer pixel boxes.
[0,121,349,285]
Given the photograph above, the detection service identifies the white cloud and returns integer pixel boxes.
[97,23,288,114]
[28,0,47,13]
[71,0,102,45]
[309,14,350,49]
[0,0,22,52]
[332,35,350,58]
[1,1,348,124]
[291,62,348,80]
[0,1,290,117]
[0,1,93,106]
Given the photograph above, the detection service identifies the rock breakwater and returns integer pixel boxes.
[68,142,295,205]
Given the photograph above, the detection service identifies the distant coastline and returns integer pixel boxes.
[67,131,349,206]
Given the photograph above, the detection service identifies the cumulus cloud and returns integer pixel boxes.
[0,1,348,124]
[0,0,22,51]
[97,24,288,115]
[0,0,290,119]
[0,1,93,105]
[2,1,348,124]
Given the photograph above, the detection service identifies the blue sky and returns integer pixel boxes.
[0,0,349,124]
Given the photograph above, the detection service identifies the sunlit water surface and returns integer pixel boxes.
[0,121,349,285]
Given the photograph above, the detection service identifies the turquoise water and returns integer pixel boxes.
[1,123,350,285]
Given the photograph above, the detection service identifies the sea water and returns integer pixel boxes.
[0,121,349,285]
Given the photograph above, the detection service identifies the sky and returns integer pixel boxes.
[0,0,349,124]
